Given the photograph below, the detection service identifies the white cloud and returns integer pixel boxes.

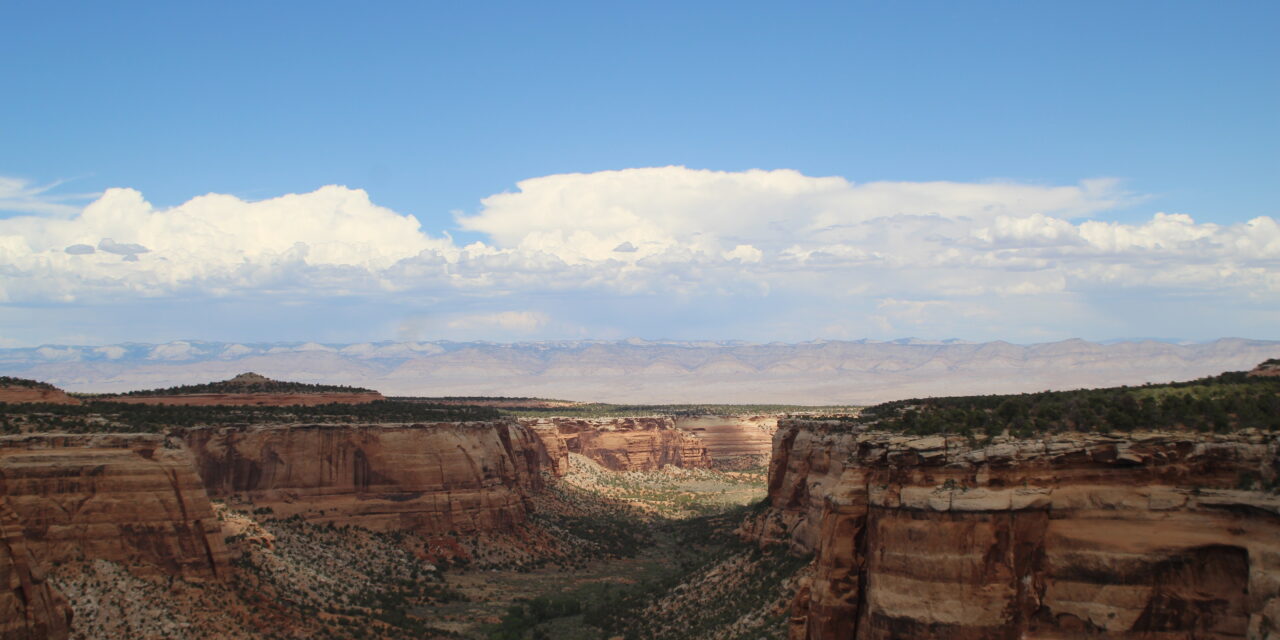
[0,167,1276,342]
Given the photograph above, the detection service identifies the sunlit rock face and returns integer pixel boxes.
[182,421,552,534]
[524,417,710,471]
[746,419,1280,639]
[0,434,228,580]
[674,415,777,462]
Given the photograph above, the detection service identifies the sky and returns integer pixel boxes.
[1,1,1277,347]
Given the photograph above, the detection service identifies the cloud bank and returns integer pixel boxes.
[1,167,1276,342]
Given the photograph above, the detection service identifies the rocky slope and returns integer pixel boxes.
[181,421,550,534]
[746,419,1280,639]
[526,417,710,471]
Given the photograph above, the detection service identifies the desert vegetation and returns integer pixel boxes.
[501,402,858,418]
[849,369,1280,437]
[0,399,501,434]
[0,375,58,390]
[115,372,376,396]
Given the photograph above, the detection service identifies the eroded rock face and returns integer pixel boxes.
[750,420,1280,639]
[0,498,70,640]
[0,434,228,581]
[526,417,710,471]
[674,415,777,462]
[182,421,549,534]
[526,423,571,477]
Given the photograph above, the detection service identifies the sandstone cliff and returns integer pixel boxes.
[0,497,70,640]
[526,423,571,477]
[525,417,710,471]
[674,415,777,462]
[749,419,1280,639]
[0,434,229,580]
[182,421,549,534]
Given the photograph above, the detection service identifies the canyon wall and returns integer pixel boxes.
[181,421,550,534]
[525,417,710,471]
[674,415,777,463]
[749,419,1280,639]
[0,434,228,580]
[0,498,70,640]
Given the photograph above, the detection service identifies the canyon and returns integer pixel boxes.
[747,419,1280,639]
[3,369,1279,639]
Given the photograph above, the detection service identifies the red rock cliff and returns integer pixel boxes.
[0,497,70,640]
[0,434,228,581]
[525,417,710,471]
[181,421,550,534]
[750,419,1280,639]
[674,415,777,461]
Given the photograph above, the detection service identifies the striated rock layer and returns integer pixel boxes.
[525,417,710,471]
[0,434,228,580]
[182,421,550,534]
[0,498,70,640]
[674,415,777,461]
[747,419,1280,639]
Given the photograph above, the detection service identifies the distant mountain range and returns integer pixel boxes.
[2,338,1277,405]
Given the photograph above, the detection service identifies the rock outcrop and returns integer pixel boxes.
[181,421,550,534]
[674,415,777,462]
[749,419,1280,639]
[526,417,710,471]
[526,423,571,477]
[0,434,228,580]
[1,498,70,640]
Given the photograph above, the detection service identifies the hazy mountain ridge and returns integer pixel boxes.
[2,338,1277,404]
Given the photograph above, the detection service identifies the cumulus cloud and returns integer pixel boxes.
[0,167,1276,341]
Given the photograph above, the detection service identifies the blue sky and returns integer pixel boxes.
[1,1,1277,346]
